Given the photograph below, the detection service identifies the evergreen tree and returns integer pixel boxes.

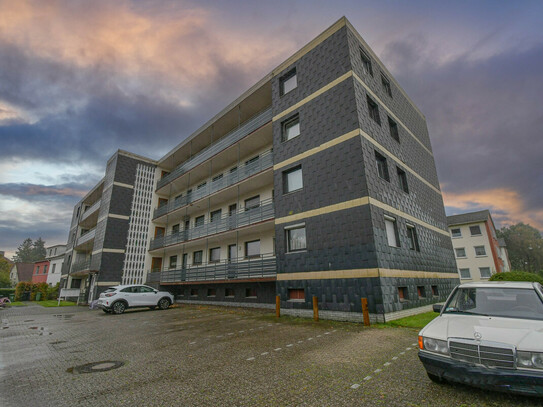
[13,238,35,262]
[32,237,46,261]
[498,223,543,275]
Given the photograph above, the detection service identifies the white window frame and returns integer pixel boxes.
[285,223,307,253]
[283,166,303,193]
[455,247,467,258]
[474,245,487,256]
[451,228,462,238]
[459,268,471,279]
[384,215,400,247]
[479,267,491,279]
[280,69,297,95]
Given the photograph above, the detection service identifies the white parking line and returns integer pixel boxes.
[383,362,391,366]
[189,341,196,345]
[363,376,372,381]
[246,357,255,361]
[307,338,313,341]
[286,344,293,347]
[374,369,382,373]
[261,352,269,356]
[351,384,360,389]
[392,356,398,360]
[274,348,282,351]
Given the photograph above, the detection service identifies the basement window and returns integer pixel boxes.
[398,287,408,302]
[288,288,305,301]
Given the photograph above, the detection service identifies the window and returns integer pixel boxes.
[406,224,420,251]
[209,247,221,263]
[283,166,303,193]
[417,286,426,298]
[244,195,260,211]
[286,225,307,252]
[282,114,300,142]
[172,224,180,234]
[451,228,462,238]
[360,49,373,76]
[381,74,392,97]
[388,116,399,143]
[35,266,40,274]
[193,251,203,265]
[207,288,216,297]
[210,209,222,223]
[459,268,471,279]
[455,248,466,258]
[169,255,177,269]
[398,287,408,301]
[195,215,205,227]
[70,279,82,289]
[288,289,305,301]
[470,225,482,236]
[367,96,381,125]
[245,288,257,298]
[52,264,56,273]
[479,267,491,279]
[225,288,235,297]
[385,216,400,247]
[375,151,390,181]
[431,285,439,296]
[190,288,198,296]
[43,265,48,274]
[280,68,297,95]
[245,240,260,258]
[475,246,487,256]
[397,167,409,193]
[245,155,259,166]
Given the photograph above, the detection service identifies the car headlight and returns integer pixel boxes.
[517,351,543,370]
[419,336,449,356]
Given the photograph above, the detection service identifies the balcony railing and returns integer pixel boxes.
[146,254,276,284]
[76,228,96,247]
[156,107,272,190]
[71,259,91,274]
[154,150,273,219]
[150,198,275,251]
[80,199,101,223]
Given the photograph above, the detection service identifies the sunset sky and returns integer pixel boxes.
[1,0,542,259]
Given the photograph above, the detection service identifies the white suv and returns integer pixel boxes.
[97,285,174,314]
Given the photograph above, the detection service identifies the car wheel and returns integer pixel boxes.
[112,301,126,314]
[427,373,444,383]
[158,298,170,310]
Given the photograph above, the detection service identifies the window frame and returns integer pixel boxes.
[280,68,297,96]
[194,215,205,228]
[209,247,221,263]
[455,247,467,258]
[470,225,482,236]
[283,165,303,194]
[360,48,373,76]
[244,195,260,211]
[406,224,420,251]
[474,245,487,256]
[385,215,400,247]
[381,73,392,97]
[193,250,203,265]
[375,151,390,182]
[367,95,381,125]
[459,268,471,279]
[388,116,400,143]
[285,223,307,253]
[451,228,462,238]
[245,239,261,259]
[169,255,178,269]
[397,167,409,193]
[479,267,491,279]
[281,113,300,142]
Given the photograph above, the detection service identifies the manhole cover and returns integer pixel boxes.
[68,361,125,374]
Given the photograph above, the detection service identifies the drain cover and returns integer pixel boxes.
[69,361,125,374]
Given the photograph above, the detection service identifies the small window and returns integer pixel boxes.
[52,264,56,273]
[244,195,260,211]
[388,116,399,143]
[398,287,408,301]
[360,49,373,76]
[470,225,482,236]
[207,288,216,297]
[245,288,257,298]
[193,250,203,265]
[417,286,426,298]
[172,224,180,234]
[195,215,205,228]
[431,285,439,297]
[35,266,40,274]
[451,228,462,238]
[367,96,381,125]
[375,151,389,181]
[210,209,222,223]
[190,288,198,296]
[475,246,487,256]
[406,224,419,251]
[288,288,305,301]
[280,68,297,95]
[385,216,400,247]
[282,114,300,142]
[209,247,221,263]
[459,268,471,279]
[245,155,259,166]
[245,240,260,258]
[455,248,466,258]
[286,225,307,252]
[381,74,392,97]
[479,267,491,279]
[397,167,409,193]
[169,255,177,269]
[283,166,303,193]
[225,288,235,298]
[70,279,81,289]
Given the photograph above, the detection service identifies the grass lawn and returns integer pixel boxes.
[3,300,77,307]
[385,311,439,329]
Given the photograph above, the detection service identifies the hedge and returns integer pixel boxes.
[0,288,16,297]
[489,271,543,284]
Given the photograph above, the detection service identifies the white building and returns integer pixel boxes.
[45,244,66,286]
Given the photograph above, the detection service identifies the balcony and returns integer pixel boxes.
[79,199,101,229]
[75,228,96,249]
[146,253,276,284]
[156,107,272,191]
[149,198,275,251]
[154,150,273,219]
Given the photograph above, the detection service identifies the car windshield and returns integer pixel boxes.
[444,287,543,321]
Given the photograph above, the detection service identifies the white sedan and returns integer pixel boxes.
[97,284,174,314]
[418,281,543,396]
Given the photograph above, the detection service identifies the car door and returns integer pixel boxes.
[138,285,158,306]
[119,286,137,306]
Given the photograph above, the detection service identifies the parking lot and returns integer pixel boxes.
[0,304,537,406]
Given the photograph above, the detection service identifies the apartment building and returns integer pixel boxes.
[447,209,507,281]
[45,244,66,286]
[31,259,50,284]
[61,150,156,303]
[146,17,459,320]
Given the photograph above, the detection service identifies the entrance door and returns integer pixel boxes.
[228,244,237,279]
[181,253,188,281]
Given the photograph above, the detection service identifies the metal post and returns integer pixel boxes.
[313,296,319,322]
[361,298,370,327]
[276,295,280,318]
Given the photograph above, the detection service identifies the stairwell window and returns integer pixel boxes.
[283,165,303,193]
[367,96,381,125]
[385,215,400,247]
[375,151,389,181]
[286,224,306,252]
[406,224,420,251]
[360,49,373,76]
[280,68,297,95]
[381,74,392,97]
[397,167,409,193]
[282,114,300,142]
[388,116,400,143]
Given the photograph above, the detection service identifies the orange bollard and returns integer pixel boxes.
[361,298,370,327]
[313,296,319,322]
[276,295,280,318]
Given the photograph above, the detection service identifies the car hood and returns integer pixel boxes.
[420,315,543,351]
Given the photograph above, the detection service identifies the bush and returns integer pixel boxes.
[0,288,16,297]
[32,282,49,301]
[15,281,32,301]
[47,283,60,300]
[489,271,543,284]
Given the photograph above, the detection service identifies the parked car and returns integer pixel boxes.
[418,281,543,396]
[97,285,174,314]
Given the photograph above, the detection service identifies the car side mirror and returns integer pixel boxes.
[433,304,443,313]
[154,290,158,294]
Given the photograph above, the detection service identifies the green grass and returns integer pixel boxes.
[3,300,77,307]
[385,311,439,329]
[5,301,25,306]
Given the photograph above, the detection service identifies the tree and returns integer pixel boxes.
[0,271,10,288]
[498,223,543,275]
[32,237,46,261]
[12,238,47,263]
[0,255,11,274]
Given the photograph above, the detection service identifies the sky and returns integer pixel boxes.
[1,0,542,259]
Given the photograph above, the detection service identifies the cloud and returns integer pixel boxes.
[0,182,88,201]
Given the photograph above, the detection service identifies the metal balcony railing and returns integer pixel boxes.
[154,150,273,219]
[71,259,91,274]
[80,199,101,223]
[150,198,275,251]
[146,253,276,284]
[76,228,96,247]
[156,107,272,190]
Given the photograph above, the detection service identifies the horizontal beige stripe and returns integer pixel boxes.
[113,181,134,189]
[277,268,459,281]
[103,249,126,254]
[109,214,130,220]
[274,129,360,170]
[275,197,370,225]
[353,72,433,157]
[273,71,353,122]
[96,281,121,286]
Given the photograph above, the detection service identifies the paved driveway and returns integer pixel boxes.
[0,304,537,406]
